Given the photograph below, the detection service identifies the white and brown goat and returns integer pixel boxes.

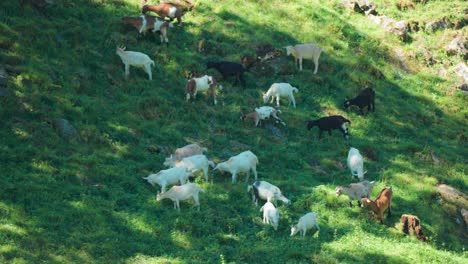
[122,14,173,45]
[185,75,220,105]
[241,106,286,127]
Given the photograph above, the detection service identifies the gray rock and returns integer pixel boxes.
[264,123,282,138]
[445,35,467,59]
[425,17,453,33]
[52,118,78,139]
[453,63,468,83]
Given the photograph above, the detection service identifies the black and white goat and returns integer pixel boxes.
[307,115,351,139]
[344,88,375,114]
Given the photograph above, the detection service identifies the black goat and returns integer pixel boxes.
[206,61,246,87]
[344,88,375,114]
[307,115,351,139]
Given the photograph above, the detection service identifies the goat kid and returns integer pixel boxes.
[307,115,351,139]
[157,183,205,211]
[285,42,323,73]
[185,75,220,105]
[122,15,173,45]
[260,201,279,230]
[290,212,320,238]
[116,46,154,80]
[347,147,367,181]
[361,187,393,223]
[263,83,299,108]
[241,106,286,127]
[344,88,376,114]
[335,180,375,207]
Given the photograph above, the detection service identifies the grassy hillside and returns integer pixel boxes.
[0,0,466,263]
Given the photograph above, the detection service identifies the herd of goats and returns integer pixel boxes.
[117,0,393,238]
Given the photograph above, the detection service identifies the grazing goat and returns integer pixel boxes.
[347,147,367,181]
[157,183,205,211]
[213,150,258,183]
[185,75,220,105]
[361,187,393,223]
[344,88,376,114]
[142,2,187,24]
[263,83,299,108]
[241,106,285,127]
[164,143,207,165]
[335,180,375,207]
[247,180,290,206]
[260,201,279,230]
[285,42,323,73]
[307,115,351,139]
[115,47,154,80]
[163,154,215,182]
[142,167,191,193]
[122,15,173,45]
[290,212,320,238]
[206,61,246,87]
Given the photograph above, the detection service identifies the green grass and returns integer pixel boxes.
[0,0,467,263]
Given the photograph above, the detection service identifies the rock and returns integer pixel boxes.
[455,83,468,94]
[425,17,453,33]
[453,63,468,83]
[229,140,250,151]
[401,214,427,241]
[437,184,468,209]
[342,0,377,15]
[368,15,409,41]
[0,67,7,86]
[445,35,468,59]
[265,57,295,75]
[462,208,468,228]
[52,118,78,139]
[264,123,282,138]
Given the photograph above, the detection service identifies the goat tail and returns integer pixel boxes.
[199,188,206,193]
[292,87,299,93]
[142,176,148,180]
[150,60,155,67]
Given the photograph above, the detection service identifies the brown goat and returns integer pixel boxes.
[121,15,173,45]
[142,2,187,24]
[361,187,393,223]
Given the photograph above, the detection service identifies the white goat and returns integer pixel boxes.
[285,42,323,73]
[164,154,215,182]
[247,180,290,206]
[263,83,299,108]
[213,150,258,183]
[290,212,320,238]
[142,167,191,193]
[156,183,205,211]
[347,147,366,181]
[336,180,375,207]
[164,143,208,165]
[260,201,279,230]
[115,47,155,80]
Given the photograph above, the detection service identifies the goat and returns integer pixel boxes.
[262,83,299,108]
[142,167,191,193]
[206,61,246,87]
[115,47,154,80]
[290,212,320,238]
[213,150,258,183]
[361,187,393,223]
[307,115,351,139]
[285,42,323,73]
[344,88,376,114]
[241,106,286,127]
[260,201,279,230]
[185,75,220,105]
[157,183,205,211]
[142,2,187,24]
[347,147,367,181]
[247,180,290,206]
[164,143,207,165]
[163,154,215,182]
[121,15,173,45]
[335,180,375,207]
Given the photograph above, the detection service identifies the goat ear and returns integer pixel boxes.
[363,171,368,175]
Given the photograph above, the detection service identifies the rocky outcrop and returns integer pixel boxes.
[437,184,468,228]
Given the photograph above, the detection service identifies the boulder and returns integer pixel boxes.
[445,35,468,60]
[437,184,468,227]
[52,118,78,139]
[425,17,453,33]
[453,63,468,83]
[342,0,377,15]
